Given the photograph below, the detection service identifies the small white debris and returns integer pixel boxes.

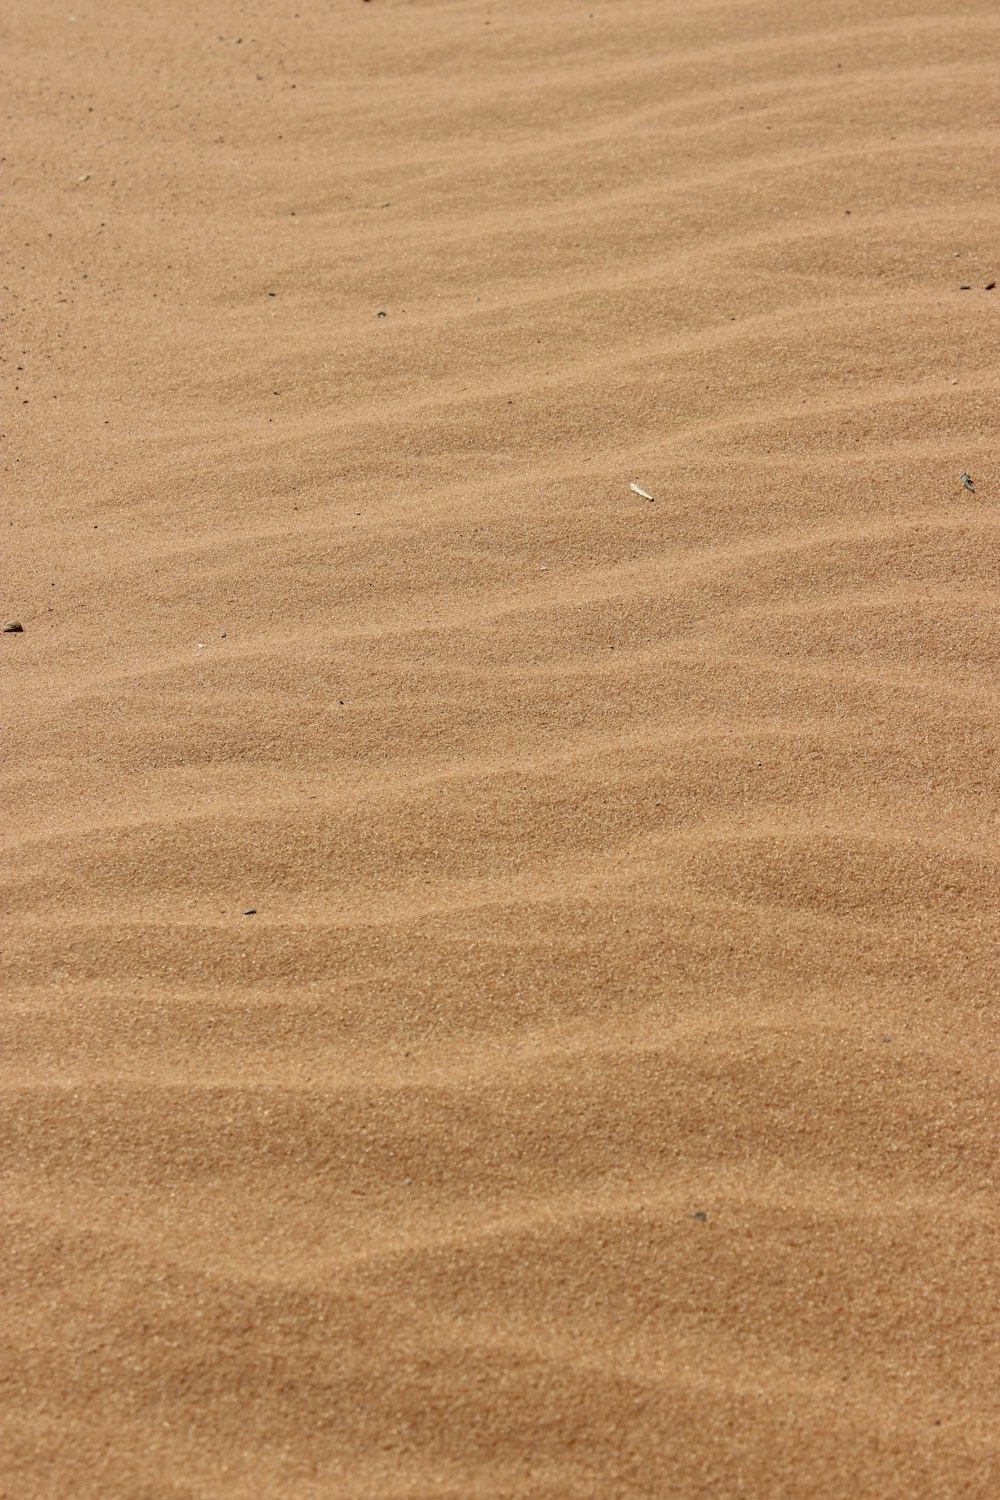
[629,482,654,500]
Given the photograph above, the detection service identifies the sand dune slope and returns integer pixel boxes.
[3,1,998,1496]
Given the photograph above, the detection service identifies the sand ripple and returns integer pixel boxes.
[3,0,998,1495]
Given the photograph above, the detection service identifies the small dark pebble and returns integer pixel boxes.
[986,281,996,290]
[3,621,24,633]
[692,1211,708,1222]
[959,282,971,290]
[243,908,257,916]
[377,310,386,317]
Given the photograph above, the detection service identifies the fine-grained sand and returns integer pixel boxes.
[3,2,998,1496]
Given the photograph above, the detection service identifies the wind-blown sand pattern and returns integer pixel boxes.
[3,1,998,1496]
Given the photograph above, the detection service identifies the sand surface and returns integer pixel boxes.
[3,1,999,1496]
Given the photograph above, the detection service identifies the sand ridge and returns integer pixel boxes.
[3,0,999,1496]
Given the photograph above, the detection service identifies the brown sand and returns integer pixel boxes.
[3,1,998,1495]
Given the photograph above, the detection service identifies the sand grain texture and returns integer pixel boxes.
[2,1,999,1496]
